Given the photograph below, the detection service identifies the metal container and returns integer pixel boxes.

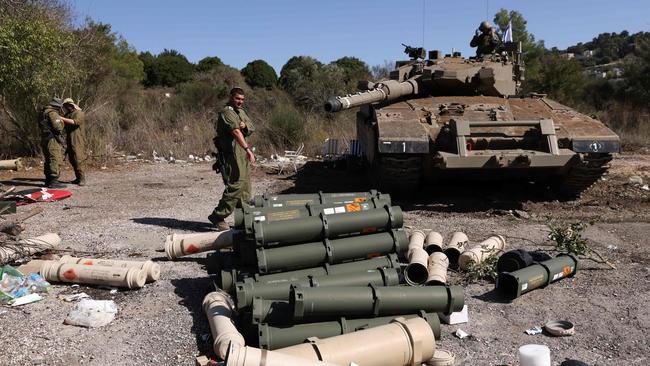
[256,229,408,274]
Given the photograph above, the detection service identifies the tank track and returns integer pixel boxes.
[557,153,613,198]
[372,155,422,194]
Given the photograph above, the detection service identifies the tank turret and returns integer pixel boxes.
[325,43,524,114]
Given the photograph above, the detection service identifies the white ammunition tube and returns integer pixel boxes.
[203,291,245,360]
[165,230,234,260]
[405,230,429,286]
[40,261,146,289]
[426,252,449,286]
[276,317,435,366]
[225,344,341,366]
[0,159,21,171]
[58,255,160,282]
[0,233,60,265]
[443,232,468,267]
[459,235,506,270]
[424,231,444,254]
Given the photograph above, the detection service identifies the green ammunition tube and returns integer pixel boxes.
[235,197,392,235]
[256,229,408,274]
[235,268,400,309]
[252,205,403,247]
[251,298,294,325]
[291,285,465,318]
[496,254,579,300]
[252,190,387,208]
[256,310,441,350]
[215,254,400,294]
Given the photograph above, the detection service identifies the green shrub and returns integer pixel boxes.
[242,60,278,88]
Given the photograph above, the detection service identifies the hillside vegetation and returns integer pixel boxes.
[1,3,648,163]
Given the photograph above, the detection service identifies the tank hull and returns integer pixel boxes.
[357,94,618,197]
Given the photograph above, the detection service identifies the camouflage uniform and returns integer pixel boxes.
[64,105,87,183]
[209,104,255,223]
[39,101,65,185]
[470,32,500,57]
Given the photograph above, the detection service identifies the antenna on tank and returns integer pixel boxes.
[422,0,426,49]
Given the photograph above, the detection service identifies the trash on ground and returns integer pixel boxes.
[2,188,72,206]
[628,175,644,185]
[525,326,543,335]
[59,292,90,302]
[0,265,51,304]
[543,320,575,337]
[439,304,468,325]
[454,329,470,339]
[64,299,118,328]
[11,293,43,306]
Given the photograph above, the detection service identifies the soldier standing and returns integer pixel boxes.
[60,98,87,186]
[208,87,256,231]
[470,21,501,57]
[39,97,66,188]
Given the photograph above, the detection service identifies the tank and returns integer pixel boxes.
[325,43,620,198]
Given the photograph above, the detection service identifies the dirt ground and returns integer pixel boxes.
[0,150,649,366]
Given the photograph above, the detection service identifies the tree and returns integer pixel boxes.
[333,56,371,88]
[621,37,650,107]
[141,49,194,87]
[493,9,546,93]
[279,56,347,112]
[527,52,587,103]
[196,56,223,72]
[279,56,323,91]
[241,59,278,88]
[0,2,74,154]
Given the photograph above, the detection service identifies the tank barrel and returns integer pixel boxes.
[325,79,418,112]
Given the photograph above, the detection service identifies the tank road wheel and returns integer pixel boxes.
[555,153,613,199]
[372,155,422,195]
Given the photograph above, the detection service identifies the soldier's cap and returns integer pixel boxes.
[49,97,63,108]
[62,98,81,110]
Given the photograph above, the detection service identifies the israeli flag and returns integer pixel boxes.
[503,20,513,43]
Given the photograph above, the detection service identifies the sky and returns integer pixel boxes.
[69,0,649,72]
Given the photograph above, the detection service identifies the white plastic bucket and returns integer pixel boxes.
[518,344,551,366]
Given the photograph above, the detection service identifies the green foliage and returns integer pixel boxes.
[265,104,305,147]
[279,56,348,112]
[526,52,587,103]
[112,39,146,82]
[333,56,371,87]
[279,56,323,91]
[621,38,650,106]
[548,222,592,256]
[141,49,194,87]
[0,3,73,154]
[196,56,223,72]
[174,81,228,110]
[462,249,501,283]
[241,60,278,88]
[567,31,649,67]
[493,9,546,93]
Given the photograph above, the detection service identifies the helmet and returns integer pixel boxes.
[479,21,492,32]
[49,97,62,108]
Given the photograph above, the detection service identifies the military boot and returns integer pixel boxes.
[72,177,87,186]
[208,212,230,231]
[46,179,67,189]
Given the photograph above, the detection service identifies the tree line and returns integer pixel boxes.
[1,2,648,161]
